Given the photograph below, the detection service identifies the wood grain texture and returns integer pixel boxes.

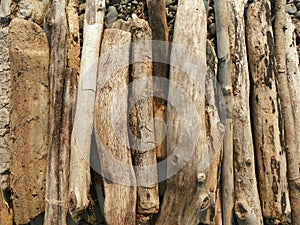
[9,18,49,225]
[94,28,136,225]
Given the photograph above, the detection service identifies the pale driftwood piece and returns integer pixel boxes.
[69,0,105,218]
[66,0,80,73]
[214,1,234,225]
[94,28,136,225]
[284,13,300,224]
[246,2,291,223]
[200,40,224,225]
[43,1,70,224]
[155,1,209,224]
[227,1,264,224]
[0,27,13,225]
[8,18,49,225]
[130,16,159,223]
[146,0,169,159]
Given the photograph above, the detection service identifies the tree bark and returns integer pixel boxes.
[214,1,234,225]
[246,1,291,223]
[146,0,169,159]
[9,18,49,224]
[94,28,136,225]
[69,0,105,219]
[130,16,159,224]
[227,1,264,224]
[155,0,209,224]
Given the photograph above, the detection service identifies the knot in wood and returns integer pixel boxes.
[197,172,206,184]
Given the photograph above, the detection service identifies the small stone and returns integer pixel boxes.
[296,2,300,10]
[165,0,175,6]
[209,23,216,36]
[295,11,300,19]
[169,5,177,12]
[287,3,297,14]
[106,6,118,24]
[132,0,138,4]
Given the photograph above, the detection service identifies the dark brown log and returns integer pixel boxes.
[9,18,49,224]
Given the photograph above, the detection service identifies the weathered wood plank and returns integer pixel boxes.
[146,0,169,159]
[69,0,105,218]
[129,16,159,224]
[214,1,234,225]
[94,28,136,225]
[9,18,49,225]
[227,1,263,224]
[155,0,209,224]
[44,0,70,224]
[246,1,291,223]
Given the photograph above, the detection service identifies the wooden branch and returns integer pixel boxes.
[227,1,264,224]
[214,1,234,225]
[155,1,209,224]
[9,18,49,225]
[200,40,224,225]
[94,28,136,225]
[246,1,291,223]
[146,0,169,159]
[69,0,105,218]
[130,16,159,223]
[280,11,300,224]
[43,0,70,224]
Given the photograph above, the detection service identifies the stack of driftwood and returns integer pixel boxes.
[0,0,299,225]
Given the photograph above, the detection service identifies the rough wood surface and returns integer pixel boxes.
[44,1,69,224]
[155,1,209,224]
[0,27,12,225]
[9,18,49,225]
[201,40,224,225]
[214,1,234,225]
[284,13,300,225]
[246,1,291,223]
[66,0,80,73]
[94,28,136,225]
[146,0,169,159]
[228,1,264,224]
[69,0,105,218]
[130,16,159,223]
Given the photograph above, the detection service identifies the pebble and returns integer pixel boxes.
[209,23,216,36]
[165,0,175,6]
[295,11,300,19]
[296,2,300,10]
[106,6,118,23]
[287,3,297,14]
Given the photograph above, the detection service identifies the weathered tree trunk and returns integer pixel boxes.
[274,1,300,224]
[285,12,300,225]
[44,0,70,224]
[214,1,234,225]
[69,0,105,218]
[94,28,136,225]
[201,40,224,225]
[0,26,13,225]
[227,1,264,224]
[246,1,291,223]
[129,16,159,224]
[155,0,209,224]
[9,18,49,224]
[146,0,169,159]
